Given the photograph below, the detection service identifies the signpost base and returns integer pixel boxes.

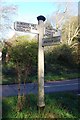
[37,105,45,111]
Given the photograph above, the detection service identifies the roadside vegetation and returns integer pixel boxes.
[2,71,80,85]
[2,14,80,85]
[2,92,79,119]
[1,2,80,119]
[2,37,79,85]
[2,34,79,112]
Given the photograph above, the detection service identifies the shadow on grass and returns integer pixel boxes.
[45,92,80,118]
[2,92,80,119]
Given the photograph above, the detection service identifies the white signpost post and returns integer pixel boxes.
[14,15,61,109]
[37,16,46,108]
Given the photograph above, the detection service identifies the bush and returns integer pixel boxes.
[45,44,78,73]
[3,36,79,78]
[8,37,38,75]
[2,46,7,64]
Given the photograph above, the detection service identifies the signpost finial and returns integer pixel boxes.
[37,15,46,22]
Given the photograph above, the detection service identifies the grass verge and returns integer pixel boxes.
[2,72,80,85]
[2,92,80,119]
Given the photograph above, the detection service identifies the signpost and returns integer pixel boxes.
[44,28,61,37]
[44,29,54,37]
[14,21,38,34]
[42,36,61,46]
[14,16,61,109]
[37,15,46,108]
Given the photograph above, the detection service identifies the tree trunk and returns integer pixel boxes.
[68,22,71,45]
[22,67,30,107]
[16,63,22,112]
[22,71,27,107]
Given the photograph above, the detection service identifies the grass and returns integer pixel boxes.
[45,72,80,82]
[2,70,80,85]
[2,92,80,119]
[2,63,80,84]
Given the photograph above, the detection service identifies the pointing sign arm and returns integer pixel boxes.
[42,36,61,46]
[14,21,39,34]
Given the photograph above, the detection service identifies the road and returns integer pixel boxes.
[0,78,79,97]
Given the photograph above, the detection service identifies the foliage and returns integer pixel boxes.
[2,71,80,85]
[2,92,79,119]
[0,3,17,40]
[0,41,3,49]
[2,45,8,64]
[2,37,79,85]
[78,43,80,67]
[62,16,79,46]
[45,44,77,74]
[8,36,38,73]
[7,36,38,111]
[45,20,53,30]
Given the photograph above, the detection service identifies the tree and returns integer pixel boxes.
[0,2,17,41]
[62,16,79,46]
[50,2,78,30]
[49,3,68,30]
[47,3,79,47]
[45,20,53,30]
[8,36,38,111]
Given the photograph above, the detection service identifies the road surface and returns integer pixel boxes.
[0,78,79,97]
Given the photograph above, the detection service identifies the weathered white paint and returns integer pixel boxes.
[37,18,45,108]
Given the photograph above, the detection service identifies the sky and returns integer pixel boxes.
[3,1,79,23]
[2,2,59,23]
[1,0,79,40]
[1,0,80,2]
